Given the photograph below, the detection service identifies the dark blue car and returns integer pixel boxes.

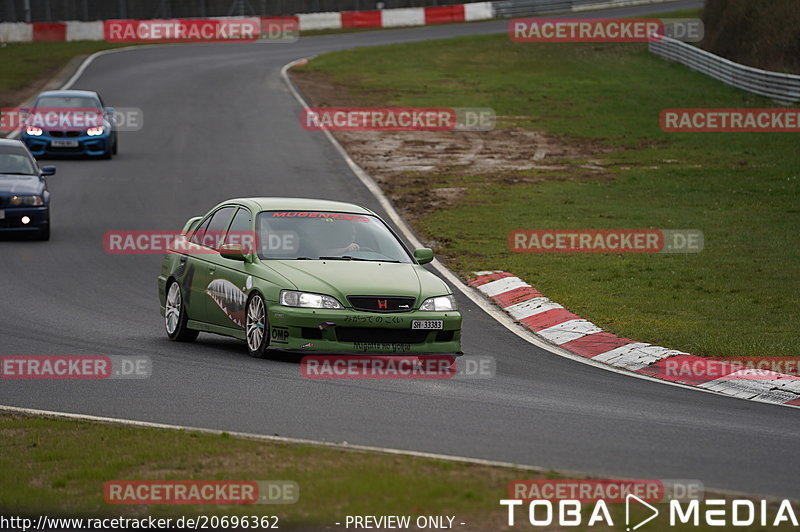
[21,90,118,159]
[0,139,55,240]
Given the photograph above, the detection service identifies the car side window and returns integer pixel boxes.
[190,216,213,246]
[224,208,253,251]
[200,206,236,251]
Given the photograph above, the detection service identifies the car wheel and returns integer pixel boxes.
[112,137,118,155]
[246,292,270,358]
[165,280,199,342]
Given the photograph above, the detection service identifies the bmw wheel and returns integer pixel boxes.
[165,280,198,342]
[246,293,269,358]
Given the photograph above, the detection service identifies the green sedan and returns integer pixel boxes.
[158,198,462,358]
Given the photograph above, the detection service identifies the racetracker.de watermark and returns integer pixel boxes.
[103,230,257,254]
[661,109,800,132]
[104,480,298,504]
[509,229,704,253]
[300,355,495,379]
[0,355,150,379]
[0,107,143,134]
[300,107,495,132]
[507,479,704,504]
[664,357,800,381]
[104,17,298,43]
[509,18,704,43]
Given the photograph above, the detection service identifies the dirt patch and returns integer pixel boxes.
[291,67,610,225]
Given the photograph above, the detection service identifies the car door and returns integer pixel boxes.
[186,205,237,326]
[203,207,254,331]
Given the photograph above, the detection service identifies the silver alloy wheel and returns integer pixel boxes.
[165,282,182,335]
[246,295,266,352]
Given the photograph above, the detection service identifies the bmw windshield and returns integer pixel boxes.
[34,95,101,110]
[256,210,413,263]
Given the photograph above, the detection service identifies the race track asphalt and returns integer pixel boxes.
[3,0,798,499]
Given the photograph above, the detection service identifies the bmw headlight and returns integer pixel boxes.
[25,126,43,136]
[280,290,343,309]
[419,294,457,311]
[86,126,104,136]
[9,195,44,206]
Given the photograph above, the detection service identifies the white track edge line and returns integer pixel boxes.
[0,404,552,472]
[3,403,792,503]
[280,58,799,412]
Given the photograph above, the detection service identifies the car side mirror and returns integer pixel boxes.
[220,244,248,261]
[40,166,56,176]
[414,248,434,265]
[105,106,116,115]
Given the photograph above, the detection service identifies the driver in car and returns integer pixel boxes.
[321,221,360,256]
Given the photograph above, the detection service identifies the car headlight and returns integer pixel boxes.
[9,195,44,206]
[25,126,43,136]
[419,295,457,311]
[280,290,343,309]
[87,126,104,136]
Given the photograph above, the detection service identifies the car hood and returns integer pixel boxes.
[0,174,42,196]
[262,260,450,306]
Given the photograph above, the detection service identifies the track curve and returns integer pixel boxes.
[2,1,799,499]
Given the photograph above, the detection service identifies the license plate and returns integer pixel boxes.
[412,320,443,330]
[0,210,4,220]
[51,139,79,148]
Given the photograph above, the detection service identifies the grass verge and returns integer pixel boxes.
[291,32,799,359]
[2,413,796,531]
[0,413,527,529]
[0,42,135,108]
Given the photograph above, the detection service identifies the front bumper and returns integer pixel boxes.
[0,206,48,232]
[268,305,462,355]
[22,132,111,157]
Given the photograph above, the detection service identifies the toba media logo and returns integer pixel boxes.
[501,479,798,528]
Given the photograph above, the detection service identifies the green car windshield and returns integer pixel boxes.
[256,211,413,263]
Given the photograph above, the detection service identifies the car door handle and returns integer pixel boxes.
[209,265,216,274]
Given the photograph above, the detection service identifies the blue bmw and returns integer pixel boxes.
[21,90,118,159]
[0,139,55,240]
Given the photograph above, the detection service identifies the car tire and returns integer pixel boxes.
[112,137,118,155]
[165,280,199,342]
[245,292,270,358]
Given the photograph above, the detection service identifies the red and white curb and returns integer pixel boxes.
[468,271,800,408]
[0,3,493,42]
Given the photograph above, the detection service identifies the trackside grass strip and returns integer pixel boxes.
[0,42,133,108]
[2,413,796,531]
[292,33,800,359]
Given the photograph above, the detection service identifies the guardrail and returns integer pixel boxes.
[650,35,800,105]
[492,0,681,17]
